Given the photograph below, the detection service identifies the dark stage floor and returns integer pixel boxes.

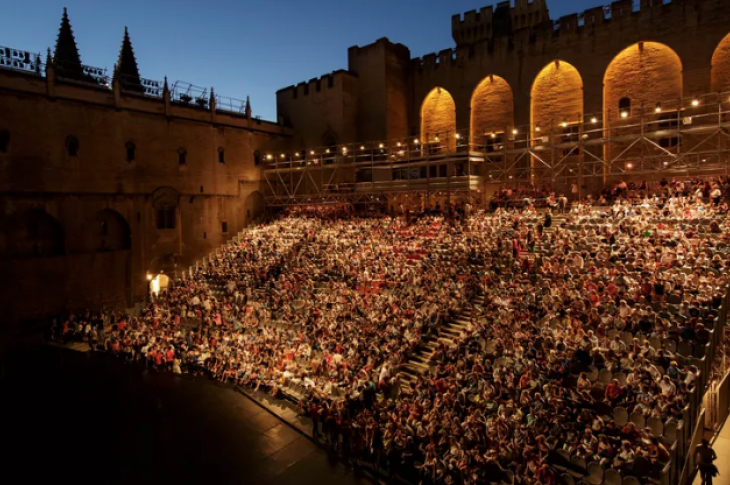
[0,347,369,485]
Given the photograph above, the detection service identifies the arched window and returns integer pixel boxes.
[157,205,176,229]
[321,131,338,149]
[254,150,261,166]
[619,97,631,117]
[218,147,225,164]
[125,141,136,162]
[66,135,79,156]
[177,147,187,165]
[0,130,9,153]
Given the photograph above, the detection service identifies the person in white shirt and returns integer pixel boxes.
[659,375,676,395]
[172,358,182,374]
[711,186,722,205]
[610,336,626,353]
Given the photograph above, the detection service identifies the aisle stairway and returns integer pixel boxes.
[399,293,484,391]
[396,212,569,391]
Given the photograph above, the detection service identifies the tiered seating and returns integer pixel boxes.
[72,192,729,485]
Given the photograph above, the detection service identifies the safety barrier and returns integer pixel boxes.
[706,370,730,432]
[679,409,707,485]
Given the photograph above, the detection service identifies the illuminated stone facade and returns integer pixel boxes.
[278,0,730,149]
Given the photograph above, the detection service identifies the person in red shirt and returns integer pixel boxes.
[147,348,156,369]
[607,282,618,299]
[165,348,175,370]
[153,350,163,370]
[512,237,522,259]
[605,378,623,403]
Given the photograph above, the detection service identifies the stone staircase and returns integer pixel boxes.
[398,293,483,391]
[521,213,567,263]
[395,212,568,391]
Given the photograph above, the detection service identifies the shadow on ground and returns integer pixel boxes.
[0,347,369,485]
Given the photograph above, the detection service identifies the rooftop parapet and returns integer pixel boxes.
[417,0,721,77]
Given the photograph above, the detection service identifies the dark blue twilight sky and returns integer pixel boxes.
[1,0,605,121]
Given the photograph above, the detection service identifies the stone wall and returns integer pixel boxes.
[275,71,359,149]
[412,0,730,138]
[0,68,289,326]
[604,42,683,120]
[349,39,411,143]
[276,2,730,156]
[0,250,131,327]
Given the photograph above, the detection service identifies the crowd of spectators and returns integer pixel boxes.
[491,175,730,213]
[51,177,730,485]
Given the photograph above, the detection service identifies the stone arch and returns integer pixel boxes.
[470,75,514,148]
[79,209,131,253]
[531,60,584,134]
[711,32,730,93]
[244,190,265,225]
[604,42,682,121]
[421,87,457,152]
[147,255,177,278]
[4,209,65,258]
[150,273,170,296]
[321,130,338,148]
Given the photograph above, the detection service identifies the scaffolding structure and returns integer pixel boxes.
[264,91,730,207]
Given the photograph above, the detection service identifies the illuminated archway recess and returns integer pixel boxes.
[421,87,457,151]
[471,75,514,144]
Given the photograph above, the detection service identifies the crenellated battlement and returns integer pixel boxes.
[347,37,410,69]
[416,0,724,77]
[275,69,355,99]
[452,0,549,45]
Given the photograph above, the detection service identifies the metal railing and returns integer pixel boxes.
[214,94,247,115]
[262,90,730,206]
[0,43,251,116]
[116,73,164,98]
[169,80,208,107]
[0,46,42,74]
